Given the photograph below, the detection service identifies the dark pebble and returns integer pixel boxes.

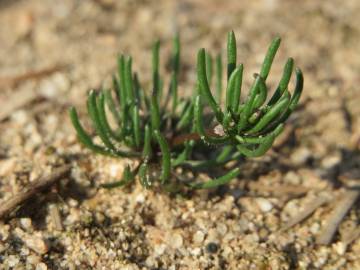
[206,242,219,254]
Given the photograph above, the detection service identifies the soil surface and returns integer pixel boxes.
[0,0,360,269]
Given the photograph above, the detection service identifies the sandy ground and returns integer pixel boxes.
[0,0,360,269]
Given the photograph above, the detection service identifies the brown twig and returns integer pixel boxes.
[316,189,360,245]
[170,128,219,147]
[0,165,71,219]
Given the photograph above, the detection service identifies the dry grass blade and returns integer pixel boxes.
[49,203,64,231]
[316,189,360,245]
[0,165,71,219]
[248,182,311,197]
[281,192,332,231]
[0,87,39,121]
[0,65,66,90]
[342,226,360,246]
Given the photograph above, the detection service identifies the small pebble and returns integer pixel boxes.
[291,147,312,165]
[206,242,219,254]
[206,228,219,243]
[238,219,250,232]
[108,163,123,178]
[7,255,19,267]
[24,236,48,255]
[256,198,273,212]
[333,242,347,256]
[243,233,260,244]
[0,158,16,176]
[27,255,41,265]
[36,263,48,270]
[222,246,233,257]
[321,154,341,169]
[20,218,33,232]
[154,244,166,256]
[193,231,205,244]
[190,247,202,256]
[216,223,228,236]
[310,222,320,234]
[169,233,183,249]
[135,193,145,203]
[38,73,69,99]
[12,110,29,125]
[283,171,301,185]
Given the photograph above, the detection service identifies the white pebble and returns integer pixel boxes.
[135,193,145,203]
[154,244,166,256]
[216,223,228,236]
[334,242,347,256]
[169,233,183,249]
[193,231,205,244]
[190,247,202,256]
[20,218,33,232]
[291,147,312,165]
[24,236,48,254]
[256,198,273,212]
[310,222,320,234]
[7,255,19,267]
[36,263,48,270]
[38,73,69,99]
[109,163,123,178]
[284,171,301,185]
[11,110,28,125]
[321,155,341,169]
[27,255,41,265]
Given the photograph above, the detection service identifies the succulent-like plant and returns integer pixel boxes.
[69,31,303,190]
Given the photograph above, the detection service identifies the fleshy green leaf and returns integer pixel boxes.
[247,91,290,134]
[237,76,262,131]
[197,48,223,122]
[227,31,237,80]
[154,130,171,184]
[142,124,152,161]
[226,65,243,112]
[267,57,294,106]
[189,167,240,189]
[194,96,230,145]
[139,163,151,188]
[236,135,275,157]
[216,53,223,103]
[205,52,213,86]
[260,37,281,80]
